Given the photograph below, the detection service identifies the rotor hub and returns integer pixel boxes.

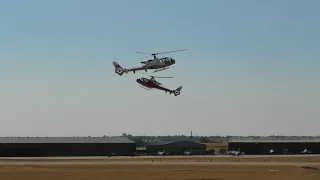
[117,68,123,74]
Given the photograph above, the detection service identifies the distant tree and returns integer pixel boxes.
[199,137,211,143]
[122,133,127,137]
[127,134,134,140]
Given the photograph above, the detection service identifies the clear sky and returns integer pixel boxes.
[1,0,319,137]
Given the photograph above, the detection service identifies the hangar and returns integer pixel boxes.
[0,136,136,157]
[228,137,320,155]
[146,140,206,155]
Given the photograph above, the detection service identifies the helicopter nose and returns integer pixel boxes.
[136,78,143,84]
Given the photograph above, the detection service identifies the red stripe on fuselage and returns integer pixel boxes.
[137,79,172,92]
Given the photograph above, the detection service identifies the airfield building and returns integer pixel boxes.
[0,136,136,157]
[228,137,320,155]
[146,140,206,155]
[136,147,147,155]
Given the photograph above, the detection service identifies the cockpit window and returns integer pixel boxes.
[139,78,146,82]
[163,58,171,64]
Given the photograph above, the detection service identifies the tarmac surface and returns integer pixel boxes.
[0,155,319,166]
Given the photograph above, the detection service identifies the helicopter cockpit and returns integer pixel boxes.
[138,77,147,83]
[161,57,175,65]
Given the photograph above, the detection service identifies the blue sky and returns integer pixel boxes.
[1,0,319,136]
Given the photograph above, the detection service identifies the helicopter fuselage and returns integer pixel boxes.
[113,55,178,76]
[141,57,175,67]
[136,78,172,93]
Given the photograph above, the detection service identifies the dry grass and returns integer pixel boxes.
[1,156,320,180]
[1,164,320,180]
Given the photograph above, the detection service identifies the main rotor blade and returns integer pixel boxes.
[150,75,174,78]
[136,49,187,56]
[136,51,150,55]
[156,49,188,55]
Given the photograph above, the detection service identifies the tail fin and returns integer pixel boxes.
[173,86,183,96]
[113,61,125,76]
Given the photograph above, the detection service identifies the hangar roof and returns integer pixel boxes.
[229,137,320,143]
[147,140,203,146]
[0,136,135,144]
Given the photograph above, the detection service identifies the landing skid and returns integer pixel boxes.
[139,85,151,91]
[153,67,169,73]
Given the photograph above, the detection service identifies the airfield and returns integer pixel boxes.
[1,155,320,180]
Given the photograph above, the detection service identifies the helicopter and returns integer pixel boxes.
[112,49,187,76]
[136,75,183,96]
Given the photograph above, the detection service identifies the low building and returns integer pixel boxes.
[0,136,136,157]
[228,137,320,155]
[136,147,147,155]
[203,142,228,154]
[146,140,206,155]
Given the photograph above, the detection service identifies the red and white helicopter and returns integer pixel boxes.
[136,75,182,96]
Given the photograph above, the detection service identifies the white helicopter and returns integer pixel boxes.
[157,150,167,156]
[228,149,243,156]
[184,150,192,156]
[269,148,275,154]
[301,148,312,154]
[112,49,187,76]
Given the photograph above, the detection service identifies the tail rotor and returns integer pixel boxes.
[173,86,183,96]
[112,61,125,76]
